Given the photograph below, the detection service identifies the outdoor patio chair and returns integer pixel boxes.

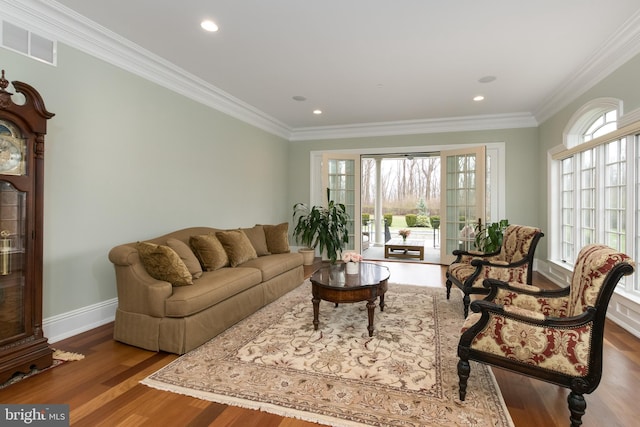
[384,221,391,242]
[446,224,544,317]
[457,244,634,427]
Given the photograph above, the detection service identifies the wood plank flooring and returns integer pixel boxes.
[0,261,637,426]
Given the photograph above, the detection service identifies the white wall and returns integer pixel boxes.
[0,44,291,341]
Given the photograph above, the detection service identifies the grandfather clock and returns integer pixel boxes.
[0,70,54,383]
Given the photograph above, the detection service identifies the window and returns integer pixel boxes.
[552,99,640,299]
[583,110,617,142]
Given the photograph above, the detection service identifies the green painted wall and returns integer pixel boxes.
[3,32,638,330]
[0,44,290,318]
[537,53,640,259]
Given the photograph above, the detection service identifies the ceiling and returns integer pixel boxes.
[41,1,640,134]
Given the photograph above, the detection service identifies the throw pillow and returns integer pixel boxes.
[216,230,258,267]
[166,238,203,279]
[136,242,193,286]
[189,234,229,271]
[263,222,290,254]
[241,225,270,256]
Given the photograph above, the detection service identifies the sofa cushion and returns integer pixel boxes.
[216,229,258,267]
[166,238,203,279]
[240,252,304,282]
[241,225,270,256]
[263,222,290,254]
[165,267,262,317]
[137,242,193,286]
[190,234,229,271]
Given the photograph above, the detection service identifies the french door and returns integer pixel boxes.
[322,153,361,252]
[440,146,486,264]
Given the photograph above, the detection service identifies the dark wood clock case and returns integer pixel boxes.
[0,70,54,383]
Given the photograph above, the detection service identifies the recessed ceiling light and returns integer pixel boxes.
[292,95,307,101]
[473,95,485,102]
[478,75,496,83]
[313,109,323,115]
[201,20,219,32]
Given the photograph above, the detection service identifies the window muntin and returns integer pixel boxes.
[561,157,575,263]
[604,140,626,251]
[554,104,640,296]
[579,148,596,251]
[583,110,617,142]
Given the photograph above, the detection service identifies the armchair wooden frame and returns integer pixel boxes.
[457,245,634,427]
[445,225,544,317]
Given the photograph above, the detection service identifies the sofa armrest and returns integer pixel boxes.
[109,244,172,317]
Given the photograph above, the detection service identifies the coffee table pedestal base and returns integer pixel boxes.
[311,282,387,337]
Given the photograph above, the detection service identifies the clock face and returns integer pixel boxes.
[0,135,25,175]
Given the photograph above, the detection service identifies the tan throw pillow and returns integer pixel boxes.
[241,225,270,256]
[166,238,203,279]
[263,222,290,254]
[137,242,193,286]
[189,234,229,271]
[216,230,258,267]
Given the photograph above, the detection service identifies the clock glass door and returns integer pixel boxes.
[0,181,26,341]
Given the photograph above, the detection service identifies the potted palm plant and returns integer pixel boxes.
[292,189,350,265]
[474,219,509,253]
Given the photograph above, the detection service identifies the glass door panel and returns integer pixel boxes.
[322,153,361,252]
[440,146,486,264]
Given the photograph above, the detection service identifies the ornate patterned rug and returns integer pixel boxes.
[142,281,513,427]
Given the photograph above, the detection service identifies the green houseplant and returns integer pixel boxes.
[474,219,509,253]
[292,189,350,264]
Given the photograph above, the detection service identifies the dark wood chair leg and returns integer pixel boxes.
[446,279,452,299]
[567,391,586,427]
[462,293,470,317]
[457,359,470,401]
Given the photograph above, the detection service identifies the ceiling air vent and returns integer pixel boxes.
[1,21,56,65]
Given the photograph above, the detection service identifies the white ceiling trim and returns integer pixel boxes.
[1,0,292,139]
[289,113,537,142]
[533,10,640,124]
[3,0,638,142]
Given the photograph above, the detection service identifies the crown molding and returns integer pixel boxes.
[0,0,293,139]
[288,113,538,141]
[533,10,640,124]
[3,0,637,142]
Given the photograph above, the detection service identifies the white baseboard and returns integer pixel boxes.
[43,298,118,344]
[607,293,640,339]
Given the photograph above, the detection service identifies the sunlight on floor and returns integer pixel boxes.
[365,260,446,287]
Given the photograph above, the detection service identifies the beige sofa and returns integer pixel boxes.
[108,224,304,354]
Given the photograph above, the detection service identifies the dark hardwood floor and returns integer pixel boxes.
[0,261,637,426]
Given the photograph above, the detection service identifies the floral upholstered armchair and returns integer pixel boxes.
[446,224,544,317]
[457,244,635,427]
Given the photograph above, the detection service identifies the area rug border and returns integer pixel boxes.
[142,282,514,427]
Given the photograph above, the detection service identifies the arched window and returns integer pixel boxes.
[583,109,617,142]
[562,98,621,148]
[552,99,625,266]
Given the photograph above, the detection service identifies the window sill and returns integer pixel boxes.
[613,287,640,306]
[547,258,574,274]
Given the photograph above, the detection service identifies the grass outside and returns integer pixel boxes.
[363,215,437,240]
[365,215,435,230]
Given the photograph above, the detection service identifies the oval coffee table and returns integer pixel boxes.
[310,262,390,337]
